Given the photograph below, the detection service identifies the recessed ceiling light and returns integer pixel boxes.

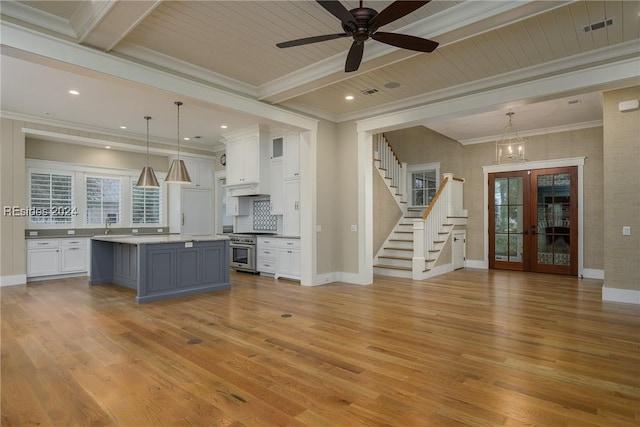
[68,90,79,95]
[384,81,401,89]
[345,95,354,100]
[120,125,127,129]
[105,146,111,149]
[221,125,228,129]
[183,137,190,141]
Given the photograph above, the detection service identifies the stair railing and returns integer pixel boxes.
[374,133,406,204]
[412,173,465,279]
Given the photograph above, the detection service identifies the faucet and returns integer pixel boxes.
[105,219,112,235]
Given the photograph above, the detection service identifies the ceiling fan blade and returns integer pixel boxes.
[372,32,439,53]
[317,1,356,30]
[277,33,350,48]
[345,41,364,72]
[369,1,430,30]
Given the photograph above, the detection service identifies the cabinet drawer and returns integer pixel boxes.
[257,259,276,274]
[277,239,300,249]
[257,237,277,247]
[27,239,58,248]
[60,238,87,247]
[257,247,276,258]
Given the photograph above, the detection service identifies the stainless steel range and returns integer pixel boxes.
[229,233,275,273]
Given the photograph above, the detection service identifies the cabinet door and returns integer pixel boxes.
[289,249,301,278]
[182,188,212,235]
[27,248,60,277]
[225,140,245,185]
[270,159,284,215]
[226,196,249,216]
[283,133,300,180]
[60,246,87,273]
[243,137,260,183]
[283,180,300,236]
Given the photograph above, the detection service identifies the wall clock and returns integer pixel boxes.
[220,154,226,166]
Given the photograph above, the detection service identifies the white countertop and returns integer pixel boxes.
[92,234,229,245]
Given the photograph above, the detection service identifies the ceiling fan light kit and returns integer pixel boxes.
[276,1,438,72]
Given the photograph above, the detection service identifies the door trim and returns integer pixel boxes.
[482,157,585,275]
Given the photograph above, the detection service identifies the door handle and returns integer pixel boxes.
[453,237,458,242]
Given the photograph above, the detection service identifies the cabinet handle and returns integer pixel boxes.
[68,248,80,251]
[182,213,185,226]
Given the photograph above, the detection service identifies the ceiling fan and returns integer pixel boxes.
[276,1,439,72]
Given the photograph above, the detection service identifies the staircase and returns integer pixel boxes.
[373,133,468,279]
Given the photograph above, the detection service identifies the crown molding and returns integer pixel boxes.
[458,120,603,145]
[113,42,259,98]
[341,40,640,124]
[0,1,77,38]
[1,110,219,154]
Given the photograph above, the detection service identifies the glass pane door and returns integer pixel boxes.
[489,171,530,271]
[531,168,577,275]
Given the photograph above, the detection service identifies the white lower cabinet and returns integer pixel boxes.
[275,238,301,281]
[257,237,277,275]
[27,238,88,279]
[60,239,88,273]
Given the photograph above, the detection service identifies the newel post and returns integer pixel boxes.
[442,173,455,217]
[412,219,425,280]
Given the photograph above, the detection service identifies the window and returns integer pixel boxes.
[131,183,161,225]
[29,171,74,224]
[86,176,121,225]
[407,163,440,207]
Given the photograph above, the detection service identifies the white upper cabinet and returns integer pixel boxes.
[180,157,213,189]
[283,132,300,180]
[223,125,270,196]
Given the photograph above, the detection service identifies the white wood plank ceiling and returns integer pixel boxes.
[3,0,639,147]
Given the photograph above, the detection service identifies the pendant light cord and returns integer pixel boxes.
[175,101,183,161]
[145,116,151,165]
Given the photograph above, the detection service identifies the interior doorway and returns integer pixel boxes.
[489,166,578,275]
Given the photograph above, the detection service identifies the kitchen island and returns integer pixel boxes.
[90,235,230,304]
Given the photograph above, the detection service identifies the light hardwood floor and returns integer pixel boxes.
[2,269,639,426]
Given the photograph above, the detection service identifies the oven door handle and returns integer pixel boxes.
[231,244,254,249]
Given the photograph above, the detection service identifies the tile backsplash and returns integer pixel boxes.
[253,200,277,231]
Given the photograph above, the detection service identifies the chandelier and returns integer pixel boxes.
[495,112,526,164]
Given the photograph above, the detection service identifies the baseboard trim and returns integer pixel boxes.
[311,272,382,286]
[602,284,640,305]
[465,260,487,269]
[582,268,604,280]
[0,274,27,287]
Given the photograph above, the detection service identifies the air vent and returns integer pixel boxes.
[360,88,379,95]
[568,99,581,105]
[582,17,614,32]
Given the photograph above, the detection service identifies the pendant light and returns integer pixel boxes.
[494,112,526,164]
[135,116,160,188]
[165,101,192,184]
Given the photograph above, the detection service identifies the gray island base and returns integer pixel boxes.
[90,235,230,304]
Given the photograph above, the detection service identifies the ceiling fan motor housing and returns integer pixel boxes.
[343,7,378,41]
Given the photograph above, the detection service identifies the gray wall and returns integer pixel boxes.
[603,86,640,292]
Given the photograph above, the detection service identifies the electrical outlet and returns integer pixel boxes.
[29,231,37,236]
[623,226,631,236]
[132,229,138,234]
[67,230,75,235]
[157,228,163,233]
[351,225,357,232]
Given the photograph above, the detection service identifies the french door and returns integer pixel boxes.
[489,167,578,275]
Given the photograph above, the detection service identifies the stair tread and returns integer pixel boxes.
[422,268,431,272]
[397,231,413,234]
[429,249,440,253]
[374,264,412,271]
[390,239,412,242]
[434,240,445,243]
[384,247,412,251]
[378,255,411,260]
